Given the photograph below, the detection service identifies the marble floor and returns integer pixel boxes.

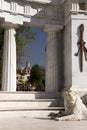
[0,117,87,130]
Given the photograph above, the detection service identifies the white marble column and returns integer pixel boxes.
[44,24,63,92]
[2,23,17,91]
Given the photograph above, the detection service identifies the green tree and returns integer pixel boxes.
[29,64,45,91]
[16,26,35,69]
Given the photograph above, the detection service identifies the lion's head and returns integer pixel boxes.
[64,90,78,107]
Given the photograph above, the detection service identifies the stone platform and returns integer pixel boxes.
[0,117,87,130]
[0,92,64,118]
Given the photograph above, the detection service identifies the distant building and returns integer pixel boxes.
[21,61,31,76]
[17,61,31,84]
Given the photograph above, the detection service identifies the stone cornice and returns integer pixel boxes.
[26,0,51,4]
[25,0,64,5]
[0,0,64,26]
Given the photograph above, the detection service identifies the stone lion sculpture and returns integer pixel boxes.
[55,89,87,121]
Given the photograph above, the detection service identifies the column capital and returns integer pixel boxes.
[43,24,63,32]
[1,22,18,29]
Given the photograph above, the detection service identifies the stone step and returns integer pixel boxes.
[0,92,64,118]
[0,109,62,119]
[0,107,64,111]
[0,92,62,100]
[0,99,64,108]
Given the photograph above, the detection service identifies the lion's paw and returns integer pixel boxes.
[55,117,64,121]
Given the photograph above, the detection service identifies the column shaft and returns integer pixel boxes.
[2,28,16,91]
[45,32,58,92]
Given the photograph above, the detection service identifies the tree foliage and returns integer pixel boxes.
[16,26,36,69]
[29,64,45,91]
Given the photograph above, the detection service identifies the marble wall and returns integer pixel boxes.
[71,15,87,91]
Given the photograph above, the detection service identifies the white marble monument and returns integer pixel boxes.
[0,0,87,96]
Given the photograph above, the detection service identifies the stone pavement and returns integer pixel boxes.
[0,117,87,130]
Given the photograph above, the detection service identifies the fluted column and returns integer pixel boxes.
[44,24,63,92]
[2,22,17,91]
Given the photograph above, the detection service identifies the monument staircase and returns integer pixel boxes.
[0,92,64,118]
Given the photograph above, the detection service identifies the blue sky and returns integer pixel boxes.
[22,27,46,67]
